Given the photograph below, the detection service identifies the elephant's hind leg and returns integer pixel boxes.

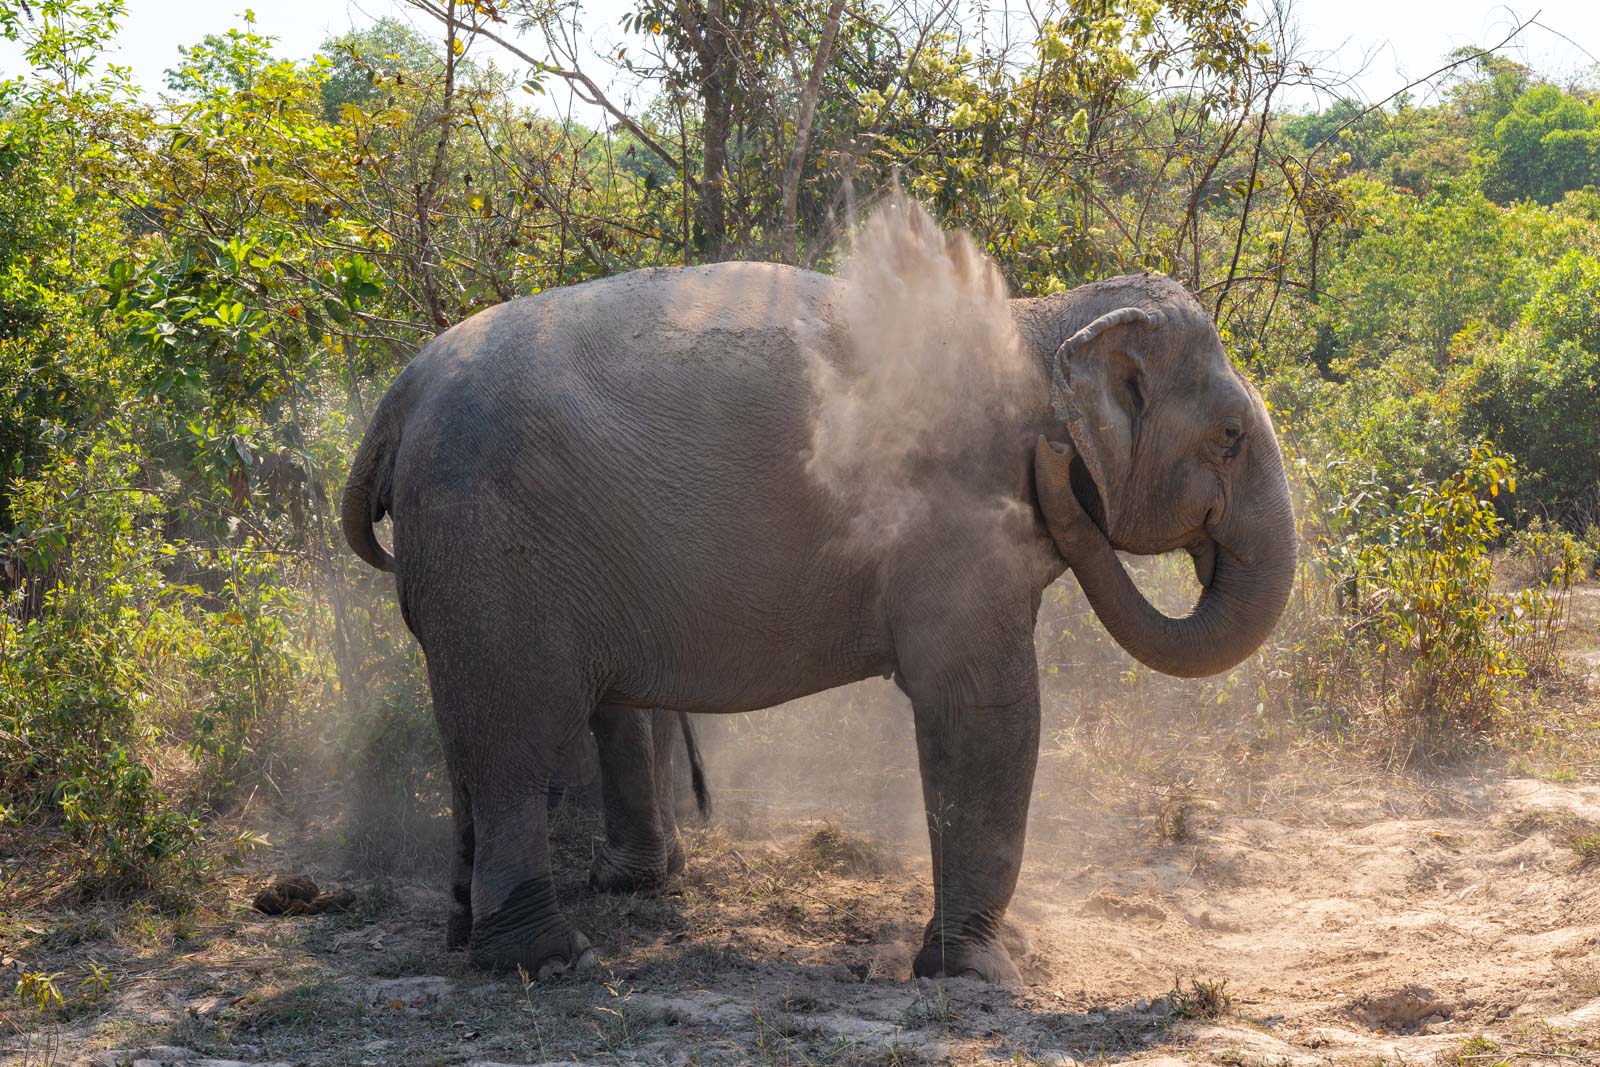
[468,784,593,977]
[589,705,684,892]
[428,657,596,977]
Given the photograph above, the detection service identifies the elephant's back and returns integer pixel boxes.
[396,261,840,442]
[382,263,880,705]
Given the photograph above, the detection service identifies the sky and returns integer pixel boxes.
[0,0,1595,120]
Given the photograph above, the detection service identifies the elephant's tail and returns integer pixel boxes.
[341,408,397,573]
[678,712,711,819]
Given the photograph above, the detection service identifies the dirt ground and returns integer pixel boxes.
[6,770,1599,1067]
[4,595,1599,1067]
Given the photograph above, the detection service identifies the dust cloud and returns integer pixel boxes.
[685,678,925,845]
[687,555,1207,854]
[693,195,1048,846]
[801,193,1039,547]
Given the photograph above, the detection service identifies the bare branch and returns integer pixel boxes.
[404,0,688,179]
[781,0,848,264]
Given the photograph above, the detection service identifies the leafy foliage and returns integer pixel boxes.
[1313,446,1574,743]
[1483,84,1600,205]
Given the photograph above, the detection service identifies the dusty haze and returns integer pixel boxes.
[802,193,1039,548]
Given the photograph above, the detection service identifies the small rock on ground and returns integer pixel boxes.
[365,974,456,1008]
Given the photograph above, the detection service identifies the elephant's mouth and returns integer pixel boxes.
[1067,449,1205,563]
[1069,453,1110,538]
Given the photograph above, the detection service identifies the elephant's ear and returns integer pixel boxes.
[1046,307,1164,539]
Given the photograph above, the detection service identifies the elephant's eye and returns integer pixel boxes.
[1218,417,1245,461]
[1124,376,1145,419]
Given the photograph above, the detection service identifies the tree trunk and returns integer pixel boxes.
[699,72,729,259]
[780,0,846,264]
[417,0,458,330]
[695,0,733,260]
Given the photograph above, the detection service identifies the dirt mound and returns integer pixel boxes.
[794,823,889,877]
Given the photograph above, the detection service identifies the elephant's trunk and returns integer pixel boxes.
[1035,430,1296,679]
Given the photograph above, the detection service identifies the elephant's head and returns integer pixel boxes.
[1027,275,1295,678]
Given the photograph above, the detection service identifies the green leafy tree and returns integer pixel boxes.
[1482,83,1600,205]
[1321,181,1576,365]
[0,0,141,532]
[162,22,275,96]
[317,17,442,122]
[1448,52,1532,137]
[1460,252,1600,515]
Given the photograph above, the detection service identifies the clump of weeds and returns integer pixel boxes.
[1169,975,1233,1020]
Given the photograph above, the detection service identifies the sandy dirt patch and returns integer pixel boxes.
[4,768,1597,1067]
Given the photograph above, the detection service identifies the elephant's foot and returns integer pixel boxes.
[589,838,682,894]
[468,884,594,978]
[912,929,1022,987]
[470,922,594,979]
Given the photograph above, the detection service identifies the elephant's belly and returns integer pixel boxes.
[602,651,890,715]
[599,574,894,714]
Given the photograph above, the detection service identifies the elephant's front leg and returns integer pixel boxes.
[589,705,683,892]
[903,628,1040,985]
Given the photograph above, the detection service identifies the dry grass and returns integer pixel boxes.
[1448,1022,1600,1067]
[1508,807,1600,870]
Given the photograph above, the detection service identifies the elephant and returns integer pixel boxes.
[543,706,709,820]
[340,250,1295,985]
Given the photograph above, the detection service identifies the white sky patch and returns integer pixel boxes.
[1,0,1594,127]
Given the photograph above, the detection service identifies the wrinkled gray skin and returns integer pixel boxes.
[341,264,1295,984]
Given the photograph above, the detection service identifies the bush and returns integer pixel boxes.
[1293,444,1574,752]
[1502,516,1591,588]
[0,435,209,895]
[186,548,314,790]
[1460,334,1600,518]
[0,429,309,897]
